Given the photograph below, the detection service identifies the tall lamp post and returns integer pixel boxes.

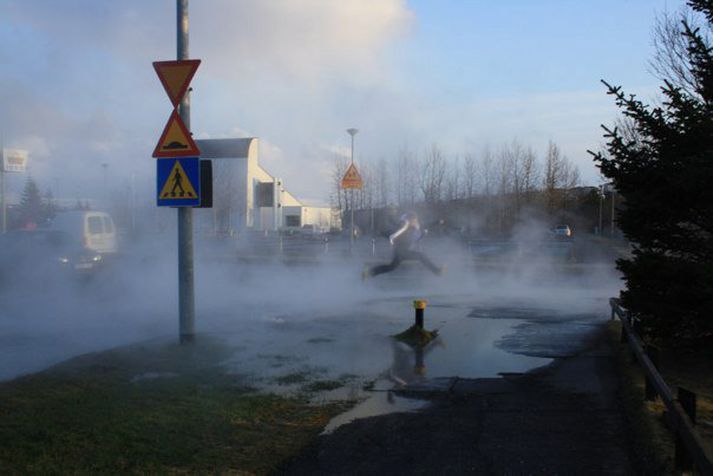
[101,163,108,209]
[346,128,358,253]
[610,186,616,238]
[598,184,605,236]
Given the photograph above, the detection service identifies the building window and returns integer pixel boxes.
[285,215,301,227]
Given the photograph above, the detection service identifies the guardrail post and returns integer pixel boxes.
[645,344,660,401]
[675,387,696,470]
[371,238,376,257]
[323,237,329,254]
[678,386,697,424]
[620,321,628,343]
[632,316,643,335]
[611,297,713,474]
[676,432,694,471]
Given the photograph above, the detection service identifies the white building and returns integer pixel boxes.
[196,138,336,232]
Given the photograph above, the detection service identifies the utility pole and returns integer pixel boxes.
[598,184,604,236]
[610,187,616,238]
[0,149,5,233]
[177,0,195,344]
[1,136,5,233]
[347,128,358,253]
[101,163,108,208]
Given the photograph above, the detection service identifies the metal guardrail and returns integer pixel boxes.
[610,298,713,474]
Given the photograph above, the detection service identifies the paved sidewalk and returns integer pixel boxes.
[278,325,635,475]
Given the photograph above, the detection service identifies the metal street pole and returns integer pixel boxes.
[598,185,604,236]
[1,165,5,234]
[101,163,108,208]
[610,187,616,238]
[1,143,5,233]
[347,128,358,253]
[177,0,195,344]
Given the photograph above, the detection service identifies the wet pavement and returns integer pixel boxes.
[279,317,636,475]
[0,253,635,472]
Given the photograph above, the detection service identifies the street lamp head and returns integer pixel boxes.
[346,128,359,137]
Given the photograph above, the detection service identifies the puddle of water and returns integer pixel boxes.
[215,298,553,393]
[322,385,430,434]
[207,296,566,432]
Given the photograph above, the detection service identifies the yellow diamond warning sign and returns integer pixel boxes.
[341,163,363,189]
[153,109,201,158]
[158,159,198,201]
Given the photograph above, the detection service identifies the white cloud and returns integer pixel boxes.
[0,0,414,200]
[195,0,413,86]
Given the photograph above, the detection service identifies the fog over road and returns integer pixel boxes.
[0,235,620,386]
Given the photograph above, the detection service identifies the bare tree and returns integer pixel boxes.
[462,153,477,199]
[649,7,710,97]
[395,146,417,207]
[521,146,540,202]
[330,154,349,214]
[445,155,461,201]
[419,144,447,204]
[543,141,579,214]
[478,146,495,197]
[375,157,389,207]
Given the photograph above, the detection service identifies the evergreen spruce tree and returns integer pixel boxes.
[16,176,44,228]
[592,0,713,346]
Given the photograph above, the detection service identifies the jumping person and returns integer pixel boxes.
[364,212,445,279]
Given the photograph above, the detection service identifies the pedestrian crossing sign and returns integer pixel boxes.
[157,157,200,207]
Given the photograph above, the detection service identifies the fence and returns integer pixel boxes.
[610,298,713,474]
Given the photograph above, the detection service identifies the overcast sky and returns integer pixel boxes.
[0,0,673,204]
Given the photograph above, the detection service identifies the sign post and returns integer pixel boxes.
[341,133,362,253]
[0,148,28,233]
[176,0,195,344]
[151,0,201,344]
[343,128,361,252]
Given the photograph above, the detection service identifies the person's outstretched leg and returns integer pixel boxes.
[368,253,402,277]
[402,249,442,275]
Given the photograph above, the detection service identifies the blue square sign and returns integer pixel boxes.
[157,157,200,207]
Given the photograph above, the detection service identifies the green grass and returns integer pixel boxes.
[608,321,673,474]
[0,337,348,474]
[275,371,310,386]
[303,379,346,393]
[609,320,713,474]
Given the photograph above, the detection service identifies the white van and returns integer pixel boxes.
[50,211,118,255]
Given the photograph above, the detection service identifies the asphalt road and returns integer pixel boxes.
[278,324,635,475]
[0,239,635,474]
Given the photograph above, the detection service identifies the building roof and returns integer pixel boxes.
[195,138,257,158]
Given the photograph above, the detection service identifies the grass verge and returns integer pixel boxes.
[609,320,713,473]
[0,337,349,474]
[609,320,674,474]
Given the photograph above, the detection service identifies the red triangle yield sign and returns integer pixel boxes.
[153,59,201,108]
[153,109,201,158]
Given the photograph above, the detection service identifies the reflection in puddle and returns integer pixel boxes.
[210,295,605,431]
[323,385,429,434]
